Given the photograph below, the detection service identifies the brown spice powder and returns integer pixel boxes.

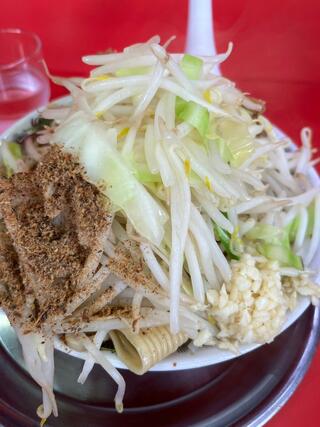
[0,145,111,330]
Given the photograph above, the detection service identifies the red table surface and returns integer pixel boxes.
[1,0,320,425]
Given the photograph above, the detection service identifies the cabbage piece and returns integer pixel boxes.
[181,278,194,298]
[7,142,22,159]
[133,163,162,183]
[211,136,234,164]
[208,118,254,166]
[257,243,303,269]
[245,224,303,268]
[214,223,241,260]
[54,113,167,245]
[176,97,209,137]
[230,226,244,256]
[288,203,315,242]
[115,67,151,77]
[245,224,285,245]
[287,217,299,243]
[180,54,203,80]
[307,202,315,236]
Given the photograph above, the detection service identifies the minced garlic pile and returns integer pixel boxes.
[194,254,319,351]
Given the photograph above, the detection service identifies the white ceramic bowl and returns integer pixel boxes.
[1,96,319,371]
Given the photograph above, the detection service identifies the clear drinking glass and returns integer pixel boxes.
[0,29,50,125]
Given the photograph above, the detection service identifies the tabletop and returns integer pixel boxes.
[1,0,320,425]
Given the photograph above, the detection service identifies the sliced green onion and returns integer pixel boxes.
[245,224,302,268]
[176,98,209,137]
[180,54,203,80]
